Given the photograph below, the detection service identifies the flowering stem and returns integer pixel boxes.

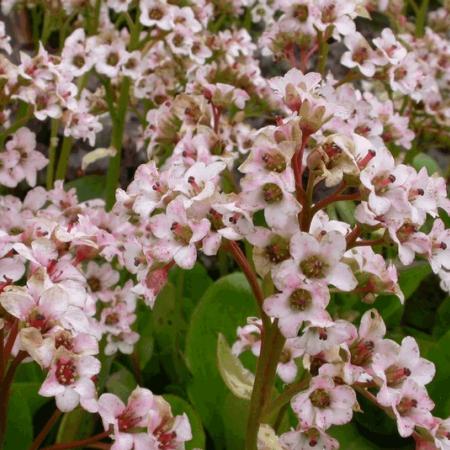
[105,76,131,210]
[3,319,19,366]
[348,236,386,249]
[246,322,285,450]
[0,329,4,382]
[311,191,360,216]
[261,372,311,421]
[29,408,62,450]
[317,30,330,75]
[226,240,269,328]
[41,430,112,450]
[415,0,429,37]
[46,119,60,189]
[292,134,309,205]
[345,224,362,247]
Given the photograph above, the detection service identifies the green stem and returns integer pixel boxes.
[415,0,429,37]
[105,77,131,210]
[245,323,285,450]
[46,119,59,189]
[54,136,73,182]
[261,373,311,421]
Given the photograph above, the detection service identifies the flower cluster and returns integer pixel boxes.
[0,0,449,449]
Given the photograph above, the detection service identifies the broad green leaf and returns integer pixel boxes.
[399,263,431,299]
[4,388,33,450]
[65,175,106,201]
[329,423,403,450]
[135,302,155,370]
[433,296,450,338]
[56,407,95,444]
[105,363,136,402]
[217,333,254,400]
[163,394,205,450]
[413,153,440,175]
[11,382,49,416]
[422,330,450,417]
[153,282,190,384]
[222,394,250,450]
[335,201,356,225]
[185,273,257,449]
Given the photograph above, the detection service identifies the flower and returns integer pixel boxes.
[291,375,356,430]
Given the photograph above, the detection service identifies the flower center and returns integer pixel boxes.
[55,331,74,351]
[309,388,331,408]
[294,4,309,21]
[171,222,193,245]
[262,152,287,173]
[397,397,418,416]
[385,365,411,387]
[55,358,77,386]
[350,340,374,366]
[264,235,290,263]
[88,276,101,292]
[289,288,312,311]
[262,183,283,204]
[300,256,328,278]
[118,408,141,432]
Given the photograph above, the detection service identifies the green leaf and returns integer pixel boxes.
[11,382,49,416]
[412,153,440,175]
[217,333,254,400]
[222,394,250,450]
[185,273,257,449]
[433,296,450,338]
[105,363,136,402]
[329,423,399,450]
[335,201,356,225]
[163,394,205,450]
[56,407,95,444]
[422,330,450,417]
[135,303,155,370]
[399,263,431,299]
[65,175,106,201]
[152,282,190,384]
[4,388,33,450]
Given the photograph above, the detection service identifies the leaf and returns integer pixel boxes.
[65,175,106,201]
[185,273,257,449]
[222,394,250,450]
[56,407,95,444]
[217,333,254,400]
[412,153,440,175]
[422,330,450,417]
[335,201,356,225]
[433,296,450,338]
[399,263,431,299]
[4,388,33,450]
[105,363,136,402]
[163,394,205,450]
[135,303,155,370]
[81,147,116,171]
[152,282,190,384]
[329,423,403,450]
[11,382,49,415]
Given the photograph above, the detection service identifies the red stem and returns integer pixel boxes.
[29,409,62,450]
[212,104,221,135]
[346,224,361,248]
[0,328,4,381]
[348,237,385,249]
[312,192,360,215]
[292,134,309,205]
[41,430,112,450]
[3,319,19,366]
[226,240,270,329]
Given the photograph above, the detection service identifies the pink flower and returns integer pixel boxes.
[280,427,339,450]
[373,28,407,65]
[288,231,357,291]
[84,261,120,302]
[149,197,210,269]
[98,387,155,450]
[264,260,330,338]
[6,127,47,187]
[378,379,435,437]
[291,376,356,430]
[373,337,435,400]
[39,350,99,412]
[341,32,377,77]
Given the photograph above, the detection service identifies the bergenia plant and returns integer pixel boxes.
[0,0,449,449]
